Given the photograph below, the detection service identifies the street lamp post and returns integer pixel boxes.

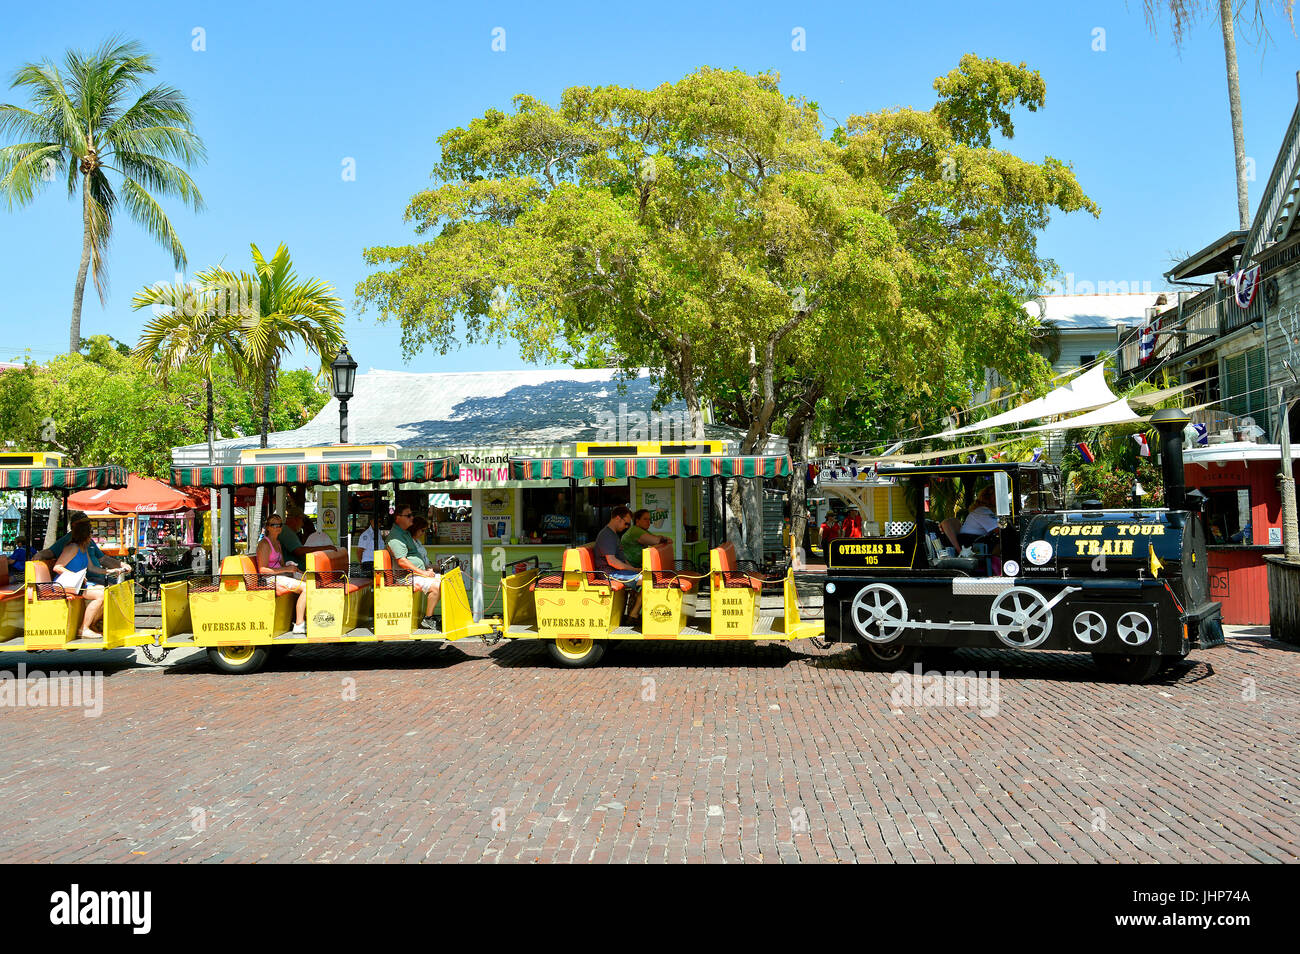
[331,346,358,445]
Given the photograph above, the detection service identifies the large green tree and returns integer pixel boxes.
[0,37,204,353]
[358,60,1095,556]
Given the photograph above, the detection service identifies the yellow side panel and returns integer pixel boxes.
[373,581,422,637]
[23,563,80,649]
[161,581,193,640]
[502,569,538,629]
[100,578,135,647]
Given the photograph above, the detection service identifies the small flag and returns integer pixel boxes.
[1233,264,1261,309]
[1149,544,1164,578]
[1076,442,1095,463]
[1192,423,1208,446]
[1031,447,1043,463]
[1139,323,1155,363]
[1132,433,1151,457]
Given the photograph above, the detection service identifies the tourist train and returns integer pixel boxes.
[0,409,1223,683]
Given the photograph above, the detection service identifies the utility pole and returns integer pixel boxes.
[1280,376,1299,560]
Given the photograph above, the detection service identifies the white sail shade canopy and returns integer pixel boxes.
[941,364,1119,436]
[1014,398,1143,433]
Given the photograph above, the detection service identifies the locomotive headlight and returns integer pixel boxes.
[825,582,837,595]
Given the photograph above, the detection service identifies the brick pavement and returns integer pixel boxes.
[0,634,1295,863]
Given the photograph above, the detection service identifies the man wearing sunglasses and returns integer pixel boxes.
[386,507,441,614]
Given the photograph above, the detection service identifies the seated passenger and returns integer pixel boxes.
[279,511,338,566]
[621,509,671,570]
[39,516,131,586]
[256,514,308,635]
[386,507,441,617]
[52,522,108,638]
[959,485,1001,547]
[357,514,382,572]
[595,506,642,617]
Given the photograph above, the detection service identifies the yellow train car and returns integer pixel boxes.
[158,453,501,673]
[499,452,824,666]
[0,461,154,654]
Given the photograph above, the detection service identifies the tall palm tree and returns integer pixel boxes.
[0,37,204,353]
[211,243,347,448]
[131,271,251,467]
[203,243,346,549]
[1143,1,1296,230]
[132,272,251,567]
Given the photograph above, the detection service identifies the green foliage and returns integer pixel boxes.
[358,60,1094,455]
[0,336,328,478]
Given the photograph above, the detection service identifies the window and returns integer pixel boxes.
[1201,486,1252,546]
[1079,354,1097,366]
[520,485,629,544]
[1221,346,1271,437]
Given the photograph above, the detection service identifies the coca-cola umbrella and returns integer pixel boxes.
[69,474,199,514]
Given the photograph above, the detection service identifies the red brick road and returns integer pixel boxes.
[0,635,1295,862]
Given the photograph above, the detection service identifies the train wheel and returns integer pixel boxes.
[1092,652,1161,684]
[207,645,271,675]
[547,637,606,668]
[990,587,1053,650]
[857,642,922,671]
[849,584,909,643]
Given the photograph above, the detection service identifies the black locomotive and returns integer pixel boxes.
[822,409,1224,682]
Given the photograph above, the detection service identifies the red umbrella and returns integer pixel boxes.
[69,474,197,514]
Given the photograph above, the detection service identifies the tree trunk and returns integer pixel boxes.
[260,362,273,449]
[787,420,812,567]
[69,177,92,354]
[1220,0,1250,230]
[43,496,62,549]
[207,377,219,571]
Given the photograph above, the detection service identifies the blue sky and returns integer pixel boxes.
[2,0,1299,375]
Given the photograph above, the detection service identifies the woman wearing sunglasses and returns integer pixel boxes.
[256,513,308,635]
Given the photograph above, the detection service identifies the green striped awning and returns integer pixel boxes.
[172,457,459,488]
[509,455,792,481]
[1,466,129,490]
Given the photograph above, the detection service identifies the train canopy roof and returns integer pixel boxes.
[509,454,791,481]
[0,465,128,490]
[172,457,459,488]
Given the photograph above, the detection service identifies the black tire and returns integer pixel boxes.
[270,644,294,661]
[546,637,606,668]
[1092,652,1162,684]
[206,645,271,675]
[857,642,923,671]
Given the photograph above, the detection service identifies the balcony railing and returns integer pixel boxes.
[1116,280,1266,377]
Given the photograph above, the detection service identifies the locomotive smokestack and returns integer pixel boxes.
[1151,408,1191,511]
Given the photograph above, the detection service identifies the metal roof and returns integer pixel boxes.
[173,368,752,466]
[1024,294,1172,330]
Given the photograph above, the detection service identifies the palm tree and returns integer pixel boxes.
[0,37,204,353]
[132,272,251,567]
[211,243,347,448]
[203,243,346,549]
[1143,1,1296,230]
[131,271,251,466]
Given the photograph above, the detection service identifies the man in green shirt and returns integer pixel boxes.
[621,508,672,570]
[386,507,441,611]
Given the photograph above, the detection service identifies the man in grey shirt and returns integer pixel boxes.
[594,505,641,617]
